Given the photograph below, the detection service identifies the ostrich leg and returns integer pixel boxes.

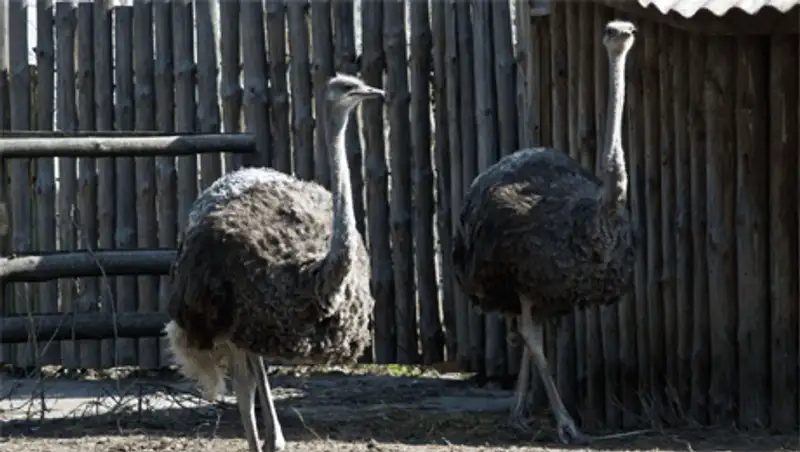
[231,351,262,452]
[518,299,586,445]
[508,346,532,431]
[251,355,287,451]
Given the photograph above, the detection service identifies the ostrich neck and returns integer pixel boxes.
[326,103,357,259]
[599,49,629,213]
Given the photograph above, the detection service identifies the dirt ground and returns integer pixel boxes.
[1,365,798,452]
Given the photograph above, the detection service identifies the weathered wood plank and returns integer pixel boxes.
[310,0,333,187]
[704,35,737,425]
[195,0,222,186]
[114,4,138,366]
[219,0,242,171]
[287,0,314,180]
[410,0,442,366]
[385,0,417,364]
[768,34,799,432]
[471,0,504,377]
[37,0,60,367]
[671,29,692,413]
[154,0,177,368]
[641,21,664,412]
[430,0,455,362]
[173,0,198,238]
[445,0,468,368]
[267,0,291,175]
[456,0,482,373]
[94,0,116,368]
[76,0,99,369]
[133,0,158,370]
[658,24,677,415]
[360,0,394,364]
[8,0,33,367]
[688,33,709,425]
[734,37,769,429]
[0,0,8,365]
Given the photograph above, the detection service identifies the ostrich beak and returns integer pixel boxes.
[356,86,385,100]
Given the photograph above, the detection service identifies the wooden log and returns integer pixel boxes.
[0,0,8,366]
[410,0,442,366]
[0,249,175,282]
[768,35,799,432]
[578,2,604,427]
[266,0,291,175]
[360,0,394,364]
[704,35,737,425]
[385,0,417,365]
[195,0,222,188]
[8,0,33,368]
[671,29,692,413]
[623,11,647,425]
[0,312,170,344]
[593,3,621,429]
[549,1,576,412]
[173,0,198,242]
[430,0,455,362]
[444,1,468,368]
[0,134,256,158]
[642,21,664,411]
[688,33,709,425]
[310,0,334,187]
[37,0,60,367]
[76,0,100,370]
[471,0,503,377]
[240,0,271,169]
[492,0,518,378]
[133,0,159,370]
[154,0,177,368]
[286,1,312,180]
[734,37,769,429]
[114,4,138,367]
[457,0,483,373]
[218,0,243,172]
[658,24,677,415]
[332,0,364,237]
[0,130,195,137]
[94,0,116,368]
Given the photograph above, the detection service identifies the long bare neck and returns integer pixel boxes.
[325,102,357,261]
[599,48,629,215]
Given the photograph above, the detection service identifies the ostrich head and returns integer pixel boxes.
[602,20,636,56]
[325,73,385,112]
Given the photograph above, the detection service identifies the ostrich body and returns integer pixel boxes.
[452,21,637,444]
[165,74,383,452]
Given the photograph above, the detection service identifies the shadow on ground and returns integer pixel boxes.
[1,369,798,451]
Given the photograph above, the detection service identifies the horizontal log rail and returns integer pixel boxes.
[0,249,176,282]
[0,133,257,158]
[0,312,170,343]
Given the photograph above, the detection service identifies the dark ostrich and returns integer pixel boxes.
[452,21,637,444]
[164,74,384,452]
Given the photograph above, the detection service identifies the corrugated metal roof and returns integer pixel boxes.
[637,0,798,17]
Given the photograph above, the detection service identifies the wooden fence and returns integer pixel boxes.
[2,0,800,433]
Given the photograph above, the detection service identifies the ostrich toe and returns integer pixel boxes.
[555,413,587,445]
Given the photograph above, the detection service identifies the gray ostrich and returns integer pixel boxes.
[452,21,637,444]
[164,74,383,452]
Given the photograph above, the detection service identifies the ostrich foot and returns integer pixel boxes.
[507,408,536,433]
[554,410,587,445]
[261,438,286,452]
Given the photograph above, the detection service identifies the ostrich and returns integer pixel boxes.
[164,74,383,452]
[452,21,637,444]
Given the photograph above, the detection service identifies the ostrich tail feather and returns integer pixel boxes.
[164,321,227,400]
